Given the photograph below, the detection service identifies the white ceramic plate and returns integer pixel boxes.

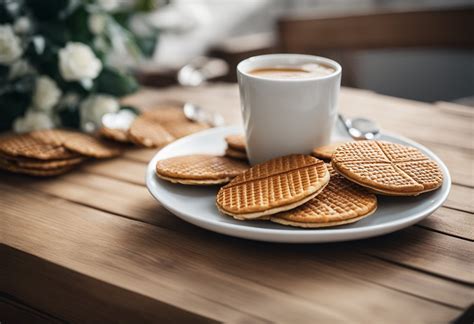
[146,126,451,243]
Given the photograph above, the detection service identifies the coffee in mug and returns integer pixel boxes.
[248,63,335,79]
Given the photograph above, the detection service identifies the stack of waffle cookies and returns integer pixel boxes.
[0,129,121,176]
[156,135,444,228]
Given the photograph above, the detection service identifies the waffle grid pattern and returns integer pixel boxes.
[273,165,377,223]
[0,133,74,160]
[217,155,329,215]
[332,141,443,194]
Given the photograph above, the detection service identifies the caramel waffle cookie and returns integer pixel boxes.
[0,153,84,170]
[0,159,75,176]
[128,116,175,148]
[156,154,249,185]
[225,134,246,152]
[99,127,130,143]
[225,148,247,161]
[312,141,346,161]
[0,132,75,160]
[216,155,330,220]
[271,164,377,228]
[332,140,443,196]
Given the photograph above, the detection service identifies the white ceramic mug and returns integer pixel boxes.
[237,54,342,165]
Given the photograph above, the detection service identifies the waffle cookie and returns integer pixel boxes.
[0,132,75,160]
[128,104,210,148]
[29,129,121,158]
[128,116,175,147]
[0,158,75,176]
[142,104,190,124]
[164,121,209,139]
[271,164,377,228]
[332,140,443,196]
[60,132,121,158]
[225,148,247,161]
[99,127,130,143]
[312,142,346,160]
[0,153,84,170]
[156,154,249,185]
[216,155,330,220]
[225,134,246,152]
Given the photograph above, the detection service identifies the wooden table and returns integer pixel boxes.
[2,85,473,323]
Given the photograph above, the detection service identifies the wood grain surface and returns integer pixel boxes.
[1,85,473,323]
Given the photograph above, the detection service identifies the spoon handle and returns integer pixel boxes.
[338,114,350,132]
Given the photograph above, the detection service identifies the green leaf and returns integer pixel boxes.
[26,0,69,20]
[66,6,94,44]
[134,0,158,12]
[96,67,139,97]
[0,92,30,131]
[58,105,80,129]
[38,22,70,46]
[134,34,158,57]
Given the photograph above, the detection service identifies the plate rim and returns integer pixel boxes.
[146,125,451,243]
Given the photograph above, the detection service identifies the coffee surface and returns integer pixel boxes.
[248,63,335,79]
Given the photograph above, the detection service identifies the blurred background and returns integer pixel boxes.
[134,0,473,104]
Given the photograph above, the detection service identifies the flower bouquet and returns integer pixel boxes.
[0,0,161,133]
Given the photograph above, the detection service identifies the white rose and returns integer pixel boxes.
[98,0,120,12]
[58,42,102,81]
[0,25,23,65]
[88,14,106,35]
[14,17,31,34]
[8,59,32,79]
[79,94,119,132]
[32,76,62,111]
[13,109,55,133]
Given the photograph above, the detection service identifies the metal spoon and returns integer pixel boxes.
[183,102,225,127]
[338,114,379,140]
[177,57,227,127]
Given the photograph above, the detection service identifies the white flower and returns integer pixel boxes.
[58,42,102,81]
[32,76,62,111]
[8,59,32,79]
[88,14,107,35]
[13,109,55,133]
[79,94,119,132]
[98,0,120,12]
[0,25,23,65]
[14,17,31,34]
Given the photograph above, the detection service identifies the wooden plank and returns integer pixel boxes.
[424,143,473,187]
[1,184,463,322]
[419,208,474,241]
[359,227,474,284]
[435,101,474,117]
[122,147,158,164]
[2,246,221,324]
[338,89,474,151]
[0,295,63,324]
[0,171,194,234]
[81,159,146,186]
[445,185,474,213]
